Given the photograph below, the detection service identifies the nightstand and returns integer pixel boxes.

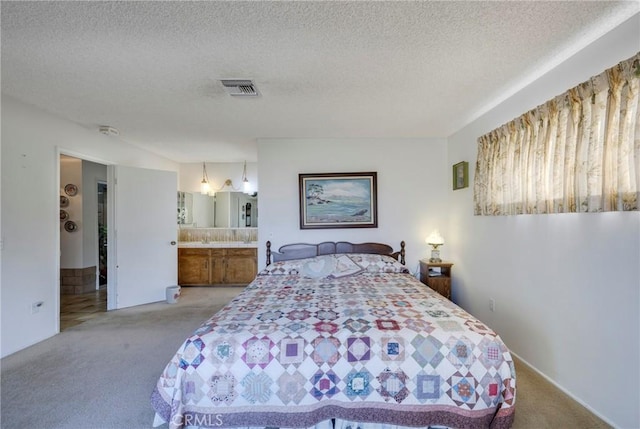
[419,260,453,300]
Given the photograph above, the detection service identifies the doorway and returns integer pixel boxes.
[98,182,108,287]
[59,155,108,330]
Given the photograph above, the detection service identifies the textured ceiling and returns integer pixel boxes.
[2,1,638,163]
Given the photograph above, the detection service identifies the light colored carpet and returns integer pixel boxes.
[511,355,610,428]
[1,286,243,429]
[1,287,609,428]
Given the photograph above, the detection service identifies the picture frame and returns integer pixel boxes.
[299,172,377,229]
[453,161,469,190]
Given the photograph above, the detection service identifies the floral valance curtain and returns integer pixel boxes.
[474,53,640,215]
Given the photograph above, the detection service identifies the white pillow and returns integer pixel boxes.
[300,255,336,279]
[347,253,408,273]
[331,254,364,278]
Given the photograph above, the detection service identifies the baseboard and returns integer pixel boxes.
[510,351,618,428]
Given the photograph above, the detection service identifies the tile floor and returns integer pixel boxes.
[60,288,107,330]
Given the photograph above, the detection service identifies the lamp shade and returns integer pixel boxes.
[426,230,444,246]
[242,161,251,194]
[200,162,210,195]
[200,179,210,195]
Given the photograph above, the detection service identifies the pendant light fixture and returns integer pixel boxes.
[242,161,251,194]
[200,162,210,195]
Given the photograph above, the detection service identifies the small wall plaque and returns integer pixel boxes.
[453,161,469,190]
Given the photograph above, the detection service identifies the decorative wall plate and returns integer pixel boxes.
[64,184,78,196]
[64,220,78,232]
[60,210,69,221]
[60,195,69,207]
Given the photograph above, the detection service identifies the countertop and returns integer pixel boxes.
[178,241,259,248]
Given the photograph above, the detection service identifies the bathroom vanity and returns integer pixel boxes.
[177,243,257,286]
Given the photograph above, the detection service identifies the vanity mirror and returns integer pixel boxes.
[177,191,257,228]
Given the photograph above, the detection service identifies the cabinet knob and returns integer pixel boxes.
[170,241,177,245]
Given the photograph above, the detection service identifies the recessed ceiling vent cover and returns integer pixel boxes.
[98,125,119,136]
[220,79,260,97]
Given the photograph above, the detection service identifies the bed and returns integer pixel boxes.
[151,241,516,429]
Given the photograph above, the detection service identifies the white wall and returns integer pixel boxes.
[82,159,107,275]
[59,156,83,268]
[257,138,449,271]
[0,95,178,358]
[447,14,640,429]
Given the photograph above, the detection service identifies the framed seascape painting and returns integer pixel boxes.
[299,172,378,229]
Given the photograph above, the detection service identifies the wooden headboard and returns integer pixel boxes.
[266,240,405,265]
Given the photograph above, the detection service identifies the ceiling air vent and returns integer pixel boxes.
[98,125,119,136]
[220,79,260,97]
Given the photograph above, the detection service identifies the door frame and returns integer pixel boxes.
[106,165,117,310]
[56,148,116,334]
[96,179,108,290]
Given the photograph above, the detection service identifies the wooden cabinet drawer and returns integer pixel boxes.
[226,248,257,257]
[179,248,210,256]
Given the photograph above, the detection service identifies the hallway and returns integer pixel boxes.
[60,288,107,331]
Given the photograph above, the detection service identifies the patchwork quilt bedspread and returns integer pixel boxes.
[151,254,516,428]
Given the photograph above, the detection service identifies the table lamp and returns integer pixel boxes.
[426,230,444,263]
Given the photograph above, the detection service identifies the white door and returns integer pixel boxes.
[109,166,177,309]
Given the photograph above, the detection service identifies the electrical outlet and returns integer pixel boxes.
[31,301,44,314]
[489,298,495,312]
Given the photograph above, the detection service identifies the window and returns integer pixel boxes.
[474,53,639,215]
